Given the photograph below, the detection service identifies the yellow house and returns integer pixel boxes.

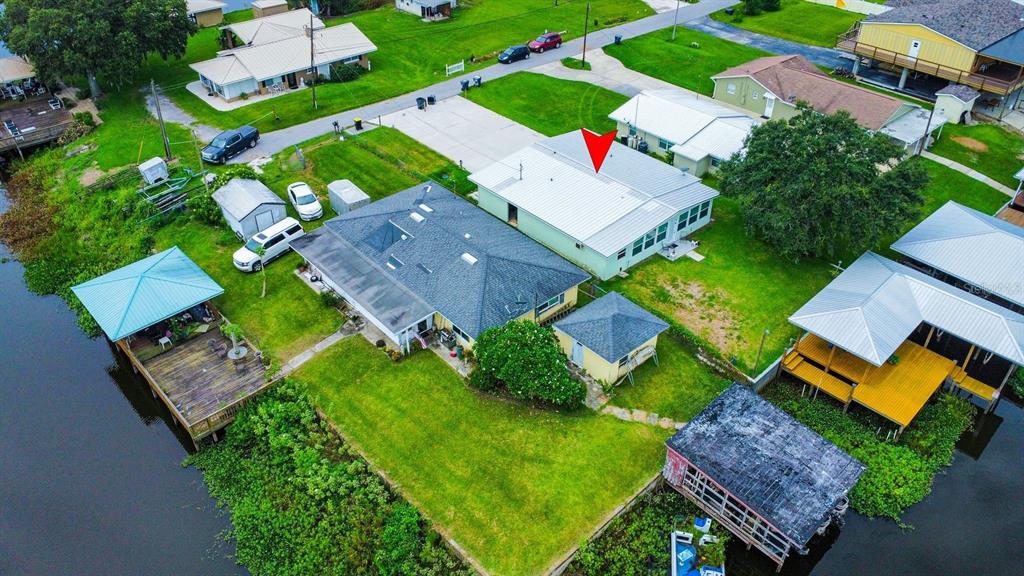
[837,0,1024,99]
[553,292,668,385]
[186,1,225,28]
[252,0,290,19]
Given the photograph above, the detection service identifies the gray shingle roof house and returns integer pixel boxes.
[212,178,287,239]
[290,182,590,353]
[891,201,1024,313]
[664,384,864,570]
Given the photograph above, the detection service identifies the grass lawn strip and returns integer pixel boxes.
[603,28,771,96]
[709,0,863,48]
[294,337,666,576]
[463,72,628,135]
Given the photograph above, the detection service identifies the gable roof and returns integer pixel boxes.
[212,178,286,221]
[222,8,323,47]
[608,90,759,162]
[186,1,225,15]
[554,292,668,362]
[0,56,35,83]
[789,252,1024,366]
[71,247,224,341]
[296,182,589,339]
[891,201,1024,309]
[935,83,981,103]
[666,385,865,548]
[713,55,907,131]
[469,131,718,257]
[866,0,1024,51]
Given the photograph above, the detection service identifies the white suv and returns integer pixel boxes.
[287,182,324,221]
[233,217,305,272]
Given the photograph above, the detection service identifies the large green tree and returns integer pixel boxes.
[0,0,193,99]
[718,106,928,261]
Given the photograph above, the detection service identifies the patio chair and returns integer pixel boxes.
[233,358,248,375]
[214,344,228,359]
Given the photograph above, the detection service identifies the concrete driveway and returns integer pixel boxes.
[380,97,544,172]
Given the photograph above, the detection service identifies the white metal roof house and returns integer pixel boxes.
[0,55,35,84]
[221,8,324,48]
[212,178,288,239]
[891,201,1024,314]
[291,182,589,355]
[396,0,458,20]
[470,131,719,280]
[609,90,759,177]
[190,13,376,103]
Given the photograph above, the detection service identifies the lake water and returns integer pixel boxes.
[0,193,245,576]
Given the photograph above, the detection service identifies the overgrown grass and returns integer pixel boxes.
[609,335,730,422]
[561,57,591,71]
[604,28,771,96]
[148,0,654,132]
[764,378,975,520]
[294,337,666,575]
[929,122,1024,189]
[463,72,627,135]
[710,0,863,47]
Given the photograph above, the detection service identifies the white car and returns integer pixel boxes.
[287,182,324,221]
[233,218,305,272]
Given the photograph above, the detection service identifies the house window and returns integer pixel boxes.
[536,293,565,315]
[677,214,688,232]
[688,206,700,225]
[451,323,469,342]
[710,157,722,168]
[643,230,656,250]
[632,237,644,256]
[342,55,361,64]
[726,83,736,95]
[700,201,711,219]
[618,355,629,367]
[658,138,672,151]
[617,248,627,260]
[656,222,668,242]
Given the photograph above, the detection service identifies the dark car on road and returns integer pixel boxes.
[528,32,562,53]
[497,45,530,64]
[202,126,259,164]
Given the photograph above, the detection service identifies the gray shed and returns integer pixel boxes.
[212,178,287,239]
[328,179,370,215]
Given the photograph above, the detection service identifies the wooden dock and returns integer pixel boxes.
[0,95,72,155]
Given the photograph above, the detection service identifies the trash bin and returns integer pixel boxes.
[427,95,436,105]
[725,7,735,16]
[455,345,463,359]
[354,117,363,130]
[416,97,427,110]
[614,34,622,45]
[637,140,649,154]
[460,79,470,92]
[473,75,482,88]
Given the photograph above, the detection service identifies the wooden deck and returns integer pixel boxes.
[786,334,956,428]
[0,95,72,153]
[997,204,1024,228]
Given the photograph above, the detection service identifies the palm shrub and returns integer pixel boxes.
[471,320,584,407]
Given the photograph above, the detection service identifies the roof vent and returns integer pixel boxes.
[419,203,434,213]
[386,255,404,270]
[417,263,433,274]
[464,233,471,239]
[410,212,425,223]
[461,253,478,265]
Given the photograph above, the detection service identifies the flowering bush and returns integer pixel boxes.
[471,320,583,407]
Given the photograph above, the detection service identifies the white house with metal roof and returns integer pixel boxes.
[891,201,1024,314]
[609,89,759,176]
[191,12,376,102]
[470,131,719,280]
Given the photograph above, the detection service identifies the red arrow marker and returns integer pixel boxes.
[581,128,617,173]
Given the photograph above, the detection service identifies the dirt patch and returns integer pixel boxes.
[663,281,742,354]
[78,166,105,187]
[951,136,988,153]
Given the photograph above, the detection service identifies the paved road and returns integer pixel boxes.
[230,0,739,163]
[685,16,847,69]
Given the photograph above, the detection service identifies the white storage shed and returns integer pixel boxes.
[212,178,288,239]
[328,179,370,214]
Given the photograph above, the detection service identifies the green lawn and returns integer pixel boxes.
[710,0,863,47]
[147,0,653,132]
[929,122,1024,189]
[601,158,1011,375]
[609,335,730,423]
[464,72,628,135]
[153,221,343,361]
[294,337,666,576]
[604,28,771,96]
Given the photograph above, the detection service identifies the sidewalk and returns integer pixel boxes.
[531,49,682,97]
[921,151,1016,197]
[227,0,739,163]
[685,16,847,69]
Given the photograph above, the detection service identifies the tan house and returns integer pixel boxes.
[553,292,668,385]
[186,1,225,28]
[712,55,946,153]
[252,0,289,19]
[836,0,1024,107]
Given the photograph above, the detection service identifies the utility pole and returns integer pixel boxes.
[581,2,591,67]
[672,1,681,41]
[151,79,172,160]
[193,129,209,194]
[915,104,936,156]
[309,13,318,110]
[753,329,770,374]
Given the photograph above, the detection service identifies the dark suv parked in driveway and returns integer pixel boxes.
[528,32,562,53]
[201,126,259,164]
[497,45,530,64]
